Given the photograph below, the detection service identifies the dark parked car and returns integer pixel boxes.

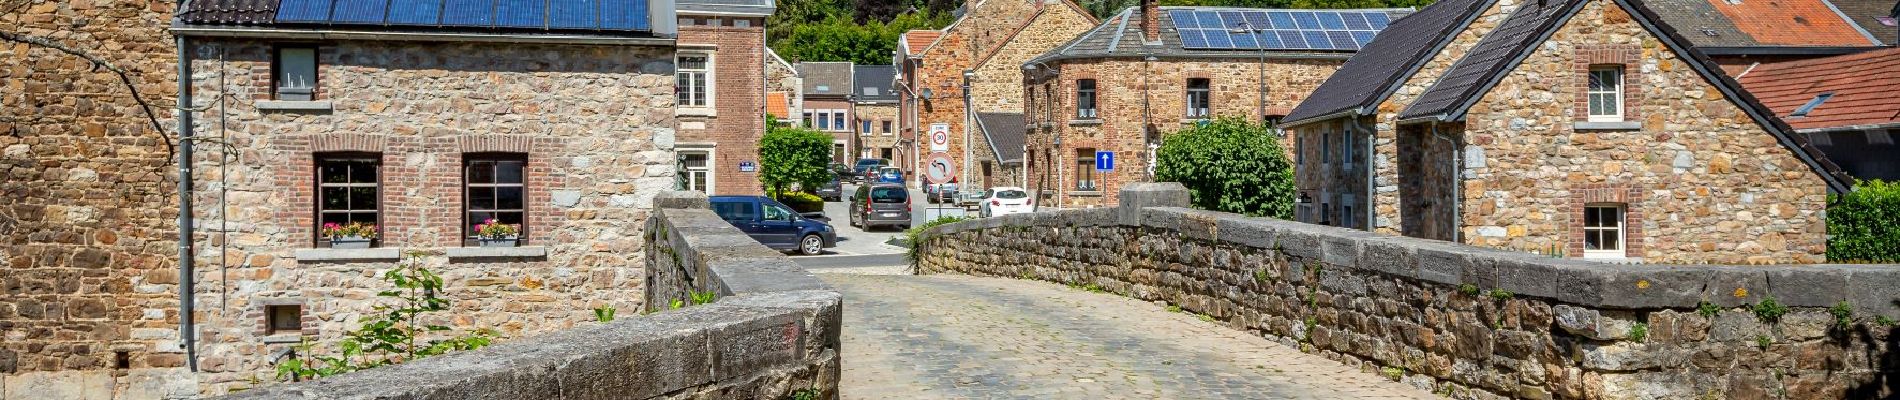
[709,196,836,255]
[851,158,889,182]
[829,162,854,180]
[925,182,959,204]
[874,167,905,184]
[849,183,912,231]
[815,177,843,201]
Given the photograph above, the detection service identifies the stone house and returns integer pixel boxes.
[1738,46,1900,182]
[766,48,803,126]
[1021,0,1408,208]
[1641,0,1887,75]
[797,61,856,164]
[896,0,1098,189]
[1289,0,1854,264]
[676,0,778,196]
[853,65,901,161]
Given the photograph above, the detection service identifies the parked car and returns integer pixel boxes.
[875,166,905,184]
[829,162,854,181]
[978,187,1034,217]
[815,177,843,202]
[956,189,986,209]
[709,196,836,255]
[851,158,889,182]
[849,183,913,231]
[925,182,959,204]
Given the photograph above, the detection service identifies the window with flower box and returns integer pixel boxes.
[316,154,381,247]
[465,154,526,246]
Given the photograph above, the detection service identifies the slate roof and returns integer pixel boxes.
[1738,46,1900,131]
[1398,0,1588,121]
[1826,0,1899,45]
[853,65,899,103]
[1283,0,1497,124]
[178,0,281,25]
[1644,0,1876,48]
[798,62,854,97]
[1027,6,1413,65]
[976,112,1027,164]
[677,0,775,17]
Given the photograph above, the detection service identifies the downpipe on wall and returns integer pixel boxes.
[175,33,199,372]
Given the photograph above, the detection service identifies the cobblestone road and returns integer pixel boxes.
[820,272,1437,399]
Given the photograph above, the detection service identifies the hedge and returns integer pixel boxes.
[1829,179,1900,263]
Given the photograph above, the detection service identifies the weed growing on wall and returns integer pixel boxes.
[904,216,973,267]
[276,252,498,381]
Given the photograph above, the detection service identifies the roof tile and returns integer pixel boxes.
[1738,46,1900,130]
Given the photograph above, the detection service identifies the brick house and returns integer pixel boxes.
[1288,0,1853,264]
[676,0,777,195]
[896,0,1097,189]
[1021,1,1408,208]
[797,61,856,163]
[1641,0,1886,75]
[1738,46,1900,182]
[854,65,901,161]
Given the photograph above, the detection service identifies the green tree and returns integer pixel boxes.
[1152,118,1296,218]
[759,124,836,198]
[770,12,952,65]
[1828,179,1900,262]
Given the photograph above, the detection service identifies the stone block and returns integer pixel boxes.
[4,370,115,400]
[1593,265,1716,309]
[1274,226,1325,262]
[1360,237,1419,279]
[1139,207,1186,232]
[1764,266,1849,308]
[1117,182,1190,226]
[1844,266,1900,319]
[1494,257,1563,300]
[1214,216,1280,250]
[1414,244,1474,286]
[1320,235,1362,269]
[1554,306,1640,340]
[655,190,711,209]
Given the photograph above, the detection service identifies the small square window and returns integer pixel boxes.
[274,46,318,101]
[1587,66,1624,122]
[267,305,302,335]
[1583,203,1625,258]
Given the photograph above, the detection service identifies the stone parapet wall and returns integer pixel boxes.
[212,192,841,400]
[916,182,1900,399]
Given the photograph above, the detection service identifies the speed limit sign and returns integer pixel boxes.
[928,123,950,151]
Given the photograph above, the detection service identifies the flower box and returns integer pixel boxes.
[330,235,373,249]
[478,237,519,248]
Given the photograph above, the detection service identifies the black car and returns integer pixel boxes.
[815,177,844,201]
[710,196,837,255]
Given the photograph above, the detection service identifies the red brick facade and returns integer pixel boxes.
[678,17,768,195]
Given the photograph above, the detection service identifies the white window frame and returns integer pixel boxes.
[274,46,318,101]
[1582,203,1626,258]
[1186,78,1211,118]
[678,147,716,194]
[1587,66,1623,122]
[677,52,715,111]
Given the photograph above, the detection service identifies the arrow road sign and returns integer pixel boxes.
[925,152,956,184]
[1095,151,1114,171]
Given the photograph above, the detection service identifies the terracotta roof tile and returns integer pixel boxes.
[904,30,942,55]
[1703,0,1876,46]
[1738,47,1900,130]
[765,92,790,119]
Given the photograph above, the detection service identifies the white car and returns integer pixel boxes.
[978,187,1034,217]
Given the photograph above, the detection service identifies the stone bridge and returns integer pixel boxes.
[209,186,1900,400]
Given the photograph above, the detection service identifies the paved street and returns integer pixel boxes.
[818,272,1437,399]
[813,183,967,256]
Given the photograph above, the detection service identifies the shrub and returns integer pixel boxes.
[758,125,834,198]
[777,192,825,213]
[1152,117,1296,218]
[1828,179,1900,262]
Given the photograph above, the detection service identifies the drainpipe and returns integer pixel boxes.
[174,32,198,372]
[1431,122,1460,243]
[1354,117,1374,231]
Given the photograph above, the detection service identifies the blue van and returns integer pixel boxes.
[709,196,837,255]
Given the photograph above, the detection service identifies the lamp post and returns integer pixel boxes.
[1232,22,1270,124]
[961,69,975,191]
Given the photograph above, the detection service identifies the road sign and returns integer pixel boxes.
[924,152,956,184]
[928,123,951,152]
[737,161,757,172]
[1095,151,1114,171]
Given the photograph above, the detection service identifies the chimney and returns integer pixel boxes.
[1142,0,1159,43]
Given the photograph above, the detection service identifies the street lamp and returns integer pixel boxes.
[1231,22,1270,125]
[961,69,975,191]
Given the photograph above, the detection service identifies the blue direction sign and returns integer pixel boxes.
[1095,151,1114,171]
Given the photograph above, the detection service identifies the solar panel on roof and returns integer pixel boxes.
[549,0,600,29]
[1167,9,1392,51]
[276,0,335,21]
[1291,12,1318,29]
[1316,12,1345,29]
[1268,12,1294,29]
[1302,31,1333,49]
[1257,30,1283,48]
[1326,31,1357,49]
[1230,30,1259,48]
[1352,31,1377,46]
[331,0,388,23]
[496,0,548,27]
[601,0,649,29]
[1365,12,1390,29]
[1341,12,1369,30]
[1244,13,1270,30]
[1205,29,1234,47]
[1196,11,1224,29]
[1276,30,1305,48]
[388,0,445,24]
[1179,29,1210,48]
[441,0,493,25]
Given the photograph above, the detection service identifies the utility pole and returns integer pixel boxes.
[961,69,974,191]
[1233,22,1269,124]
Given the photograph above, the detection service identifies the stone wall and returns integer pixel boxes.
[855,103,899,160]
[1457,0,1829,264]
[174,37,676,395]
[916,182,1900,400]
[1,0,192,398]
[1290,115,1375,229]
[1024,57,1345,208]
[213,192,840,400]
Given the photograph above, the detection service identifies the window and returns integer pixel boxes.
[1076,79,1098,118]
[1583,204,1625,258]
[316,155,380,246]
[1587,66,1623,122]
[1342,194,1356,228]
[1791,92,1834,117]
[465,155,526,244]
[763,203,793,221]
[274,46,317,101]
[1321,132,1331,164]
[676,54,711,108]
[1075,148,1097,191]
[679,150,711,193]
[882,120,893,135]
[1295,131,1305,165]
[266,305,302,335]
[861,120,872,133]
[1186,78,1211,117]
[833,113,846,132]
[1343,130,1355,170]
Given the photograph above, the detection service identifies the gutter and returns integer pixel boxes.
[170,26,677,46]
[1795,121,1900,134]
[1696,46,1880,56]
[1280,109,1357,129]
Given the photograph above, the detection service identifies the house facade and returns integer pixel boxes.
[896,0,1097,189]
[854,65,902,161]
[797,62,856,163]
[676,0,777,195]
[1290,0,1852,264]
[1022,1,1407,208]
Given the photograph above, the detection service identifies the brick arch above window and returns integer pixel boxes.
[309,133,389,153]
[456,135,536,154]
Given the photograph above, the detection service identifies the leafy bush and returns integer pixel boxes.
[777,192,826,213]
[1153,117,1296,218]
[760,125,835,199]
[1828,180,1900,262]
